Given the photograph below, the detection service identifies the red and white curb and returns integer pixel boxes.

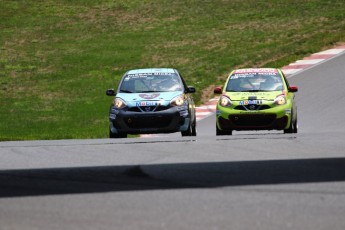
[195,45,345,121]
[281,45,345,76]
[195,98,218,121]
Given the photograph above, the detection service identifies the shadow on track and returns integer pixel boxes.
[1,157,345,198]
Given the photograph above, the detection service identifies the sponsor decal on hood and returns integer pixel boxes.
[139,93,160,99]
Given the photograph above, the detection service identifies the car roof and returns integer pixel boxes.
[126,68,177,75]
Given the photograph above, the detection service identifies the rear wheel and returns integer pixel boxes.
[216,125,232,136]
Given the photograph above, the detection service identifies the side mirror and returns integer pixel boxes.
[106,89,116,96]
[214,86,222,94]
[288,86,298,92]
[186,86,196,93]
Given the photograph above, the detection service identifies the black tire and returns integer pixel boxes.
[284,123,293,133]
[293,116,298,133]
[181,125,192,136]
[109,129,127,138]
[191,120,197,136]
[181,120,196,136]
[284,115,296,134]
[216,125,232,136]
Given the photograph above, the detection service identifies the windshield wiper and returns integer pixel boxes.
[245,90,272,92]
[136,90,159,93]
[119,89,133,93]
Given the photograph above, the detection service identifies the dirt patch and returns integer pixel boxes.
[200,84,216,104]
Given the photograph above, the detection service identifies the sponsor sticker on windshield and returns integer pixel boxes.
[127,73,175,78]
[233,68,278,74]
[230,73,256,79]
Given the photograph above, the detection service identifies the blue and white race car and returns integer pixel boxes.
[106,68,197,138]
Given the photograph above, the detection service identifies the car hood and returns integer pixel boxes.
[225,91,284,101]
[116,91,183,106]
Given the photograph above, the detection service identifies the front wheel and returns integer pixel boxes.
[109,129,127,138]
[216,125,232,136]
[191,119,197,136]
[284,114,297,134]
[181,120,197,136]
[293,116,298,133]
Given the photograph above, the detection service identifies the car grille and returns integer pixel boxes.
[234,105,271,111]
[229,114,276,126]
[125,116,174,129]
[128,105,168,112]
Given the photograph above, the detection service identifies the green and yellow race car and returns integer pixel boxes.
[214,68,298,135]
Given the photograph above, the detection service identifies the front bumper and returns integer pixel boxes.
[216,103,292,131]
[109,106,191,134]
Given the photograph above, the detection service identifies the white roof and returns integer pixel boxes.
[127,68,176,74]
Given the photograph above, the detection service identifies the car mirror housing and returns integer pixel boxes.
[186,86,196,93]
[106,89,116,96]
[214,86,222,94]
[288,86,298,92]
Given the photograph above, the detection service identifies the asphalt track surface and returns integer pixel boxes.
[1,53,345,230]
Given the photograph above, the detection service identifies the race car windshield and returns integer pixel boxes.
[226,72,283,92]
[119,73,183,93]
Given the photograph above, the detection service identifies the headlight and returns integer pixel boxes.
[274,95,286,105]
[219,95,232,107]
[113,98,127,109]
[170,95,185,106]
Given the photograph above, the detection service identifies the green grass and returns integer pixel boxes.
[1,0,344,140]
